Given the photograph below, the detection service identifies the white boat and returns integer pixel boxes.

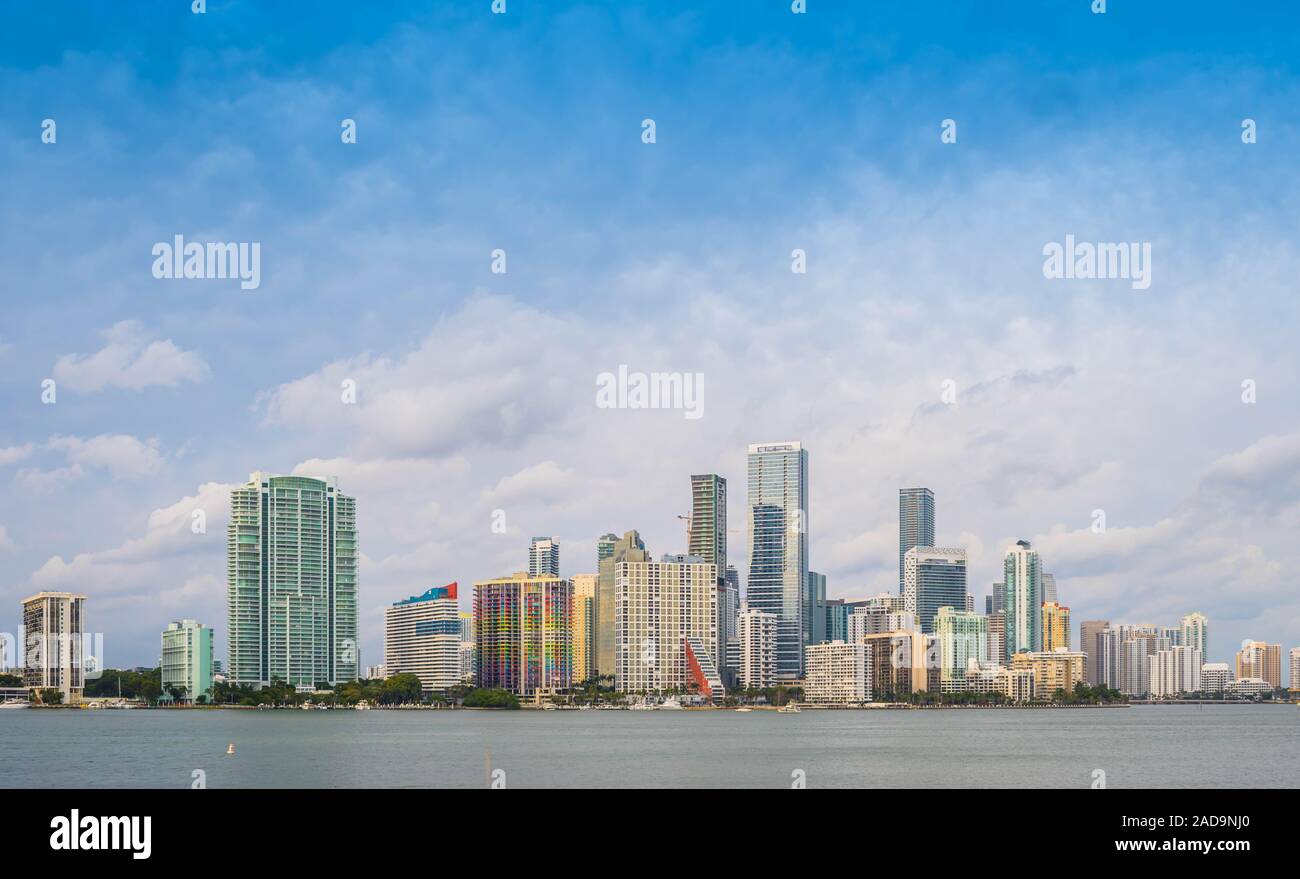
[629,700,654,711]
[660,697,684,710]
[734,707,752,713]
[0,701,30,709]
[226,743,236,755]
[778,702,802,713]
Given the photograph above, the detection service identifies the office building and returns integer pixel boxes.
[474,573,572,696]
[898,487,935,591]
[385,583,463,693]
[22,592,88,703]
[804,571,827,647]
[903,547,967,634]
[528,537,560,578]
[747,442,809,680]
[804,641,868,704]
[160,619,214,703]
[1080,620,1110,686]
[1041,573,1058,605]
[227,472,358,687]
[1003,540,1041,661]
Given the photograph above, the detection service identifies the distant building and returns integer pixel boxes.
[21,592,87,703]
[986,611,1006,666]
[596,530,647,678]
[862,630,933,699]
[459,612,474,683]
[1290,648,1300,696]
[1200,662,1231,694]
[804,641,868,704]
[1225,677,1270,698]
[385,583,463,693]
[1180,612,1208,660]
[1011,651,1085,700]
[615,556,719,699]
[1149,646,1202,698]
[528,537,560,578]
[1041,602,1071,652]
[227,472,358,687]
[1079,620,1110,686]
[898,487,935,591]
[804,571,827,647]
[748,442,809,680]
[570,573,597,685]
[1003,541,1042,660]
[1041,573,1058,605]
[363,664,387,680]
[824,598,849,643]
[161,620,214,702]
[596,533,618,566]
[903,547,967,634]
[474,574,572,696]
[934,606,987,692]
[1235,641,1281,690]
[736,605,777,690]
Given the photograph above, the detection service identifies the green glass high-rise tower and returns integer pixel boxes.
[227,472,358,687]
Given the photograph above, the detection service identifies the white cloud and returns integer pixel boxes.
[0,525,16,553]
[0,444,36,467]
[52,320,209,392]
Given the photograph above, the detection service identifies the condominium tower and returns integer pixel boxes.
[21,592,87,702]
[474,573,572,696]
[1003,540,1042,661]
[614,555,721,700]
[902,547,967,634]
[528,537,560,578]
[161,619,214,702]
[898,488,935,591]
[227,472,358,687]
[385,583,463,693]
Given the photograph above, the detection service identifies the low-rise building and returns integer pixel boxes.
[160,620,214,702]
[1011,650,1085,699]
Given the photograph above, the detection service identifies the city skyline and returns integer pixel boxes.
[2,2,1300,679]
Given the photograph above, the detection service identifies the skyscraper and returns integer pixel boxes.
[596,530,647,677]
[474,573,572,696]
[736,604,777,689]
[227,472,358,687]
[1041,602,1071,651]
[1235,641,1282,690]
[614,554,720,700]
[898,488,935,591]
[1003,540,1041,662]
[903,547,967,634]
[934,606,988,692]
[1041,573,1058,605]
[596,533,618,566]
[570,573,597,684]
[1180,612,1208,660]
[1080,619,1110,685]
[528,536,560,578]
[804,571,827,647]
[385,583,462,693]
[21,591,87,703]
[688,474,727,571]
[747,442,809,680]
[161,619,214,703]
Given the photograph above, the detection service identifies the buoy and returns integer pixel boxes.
[226,743,235,755]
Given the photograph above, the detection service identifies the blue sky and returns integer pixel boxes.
[2,1,1300,677]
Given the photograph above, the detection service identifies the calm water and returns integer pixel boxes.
[1,705,1295,788]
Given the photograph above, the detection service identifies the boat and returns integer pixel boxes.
[659,697,684,710]
[735,707,752,713]
[778,702,802,713]
[226,743,236,755]
[355,701,372,711]
[0,701,30,709]
[629,700,654,711]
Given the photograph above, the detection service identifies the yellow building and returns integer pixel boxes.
[862,630,934,699]
[1041,602,1071,652]
[570,573,597,684]
[1235,641,1282,690]
[1011,650,1085,699]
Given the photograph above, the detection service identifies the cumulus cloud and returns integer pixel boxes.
[52,320,209,392]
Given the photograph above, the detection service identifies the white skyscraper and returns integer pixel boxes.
[528,536,560,578]
[1150,645,1202,697]
[1180,612,1208,660]
[614,555,719,698]
[384,583,463,693]
[747,442,808,680]
[737,604,777,689]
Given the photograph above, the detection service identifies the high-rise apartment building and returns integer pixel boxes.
[1291,647,1300,696]
[1041,602,1071,651]
[1011,651,1085,699]
[615,555,719,698]
[1080,620,1110,686]
[459,611,475,684]
[161,619,214,702]
[1180,612,1208,661]
[934,606,987,692]
[596,530,647,677]
[804,571,827,648]
[804,640,868,704]
[528,537,560,578]
[596,533,618,566]
[1041,573,1058,605]
[747,442,809,680]
[227,472,358,687]
[21,592,87,702]
[474,574,572,696]
[736,604,777,689]
[898,487,935,592]
[570,573,597,684]
[1235,641,1281,690]
[1003,540,1042,661]
[1200,662,1231,694]
[903,547,967,634]
[385,583,462,693]
[986,611,1006,666]
[688,474,727,571]
[1149,645,1202,698]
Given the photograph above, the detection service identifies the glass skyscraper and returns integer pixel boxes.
[898,488,935,591]
[528,536,560,578]
[1003,540,1041,662]
[903,547,967,634]
[227,472,358,687]
[747,441,808,680]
